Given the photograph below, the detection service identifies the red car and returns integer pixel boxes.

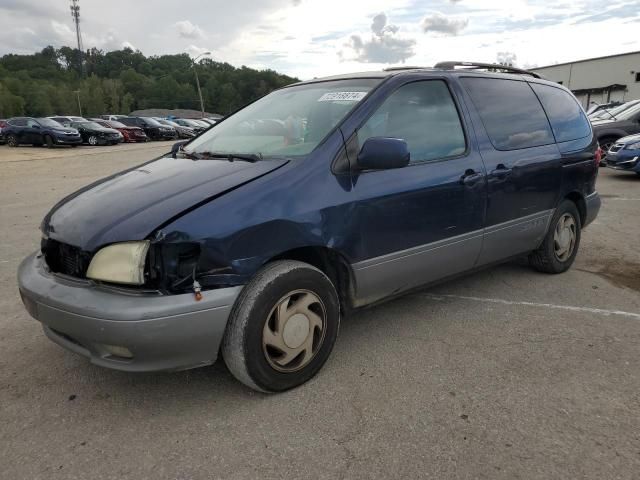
[0,119,7,144]
[92,119,148,143]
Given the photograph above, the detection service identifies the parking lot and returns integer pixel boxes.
[1,143,639,479]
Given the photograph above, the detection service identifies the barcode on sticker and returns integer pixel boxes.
[318,92,367,102]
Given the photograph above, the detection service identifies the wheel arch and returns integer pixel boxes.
[267,246,356,314]
[563,191,587,226]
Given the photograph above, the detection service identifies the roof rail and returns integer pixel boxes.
[434,61,541,79]
[383,66,427,72]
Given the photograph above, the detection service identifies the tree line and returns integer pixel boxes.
[0,46,299,118]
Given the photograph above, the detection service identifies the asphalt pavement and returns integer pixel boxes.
[1,142,639,479]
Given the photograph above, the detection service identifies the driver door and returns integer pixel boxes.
[25,119,43,144]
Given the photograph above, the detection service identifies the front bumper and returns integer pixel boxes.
[584,191,601,228]
[17,252,242,372]
[54,134,82,145]
[605,150,640,172]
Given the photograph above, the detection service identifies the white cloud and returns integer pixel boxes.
[340,12,416,64]
[421,12,469,36]
[174,20,206,40]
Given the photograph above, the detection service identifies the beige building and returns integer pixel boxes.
[531,51,640,109]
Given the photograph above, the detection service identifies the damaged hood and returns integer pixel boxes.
[43,155,288,251]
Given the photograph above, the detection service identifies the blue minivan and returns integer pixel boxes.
[18,63,601,392]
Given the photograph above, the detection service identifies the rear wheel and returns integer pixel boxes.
[6,135,18,147]
[222,260,340,393]
[529,200,581,274]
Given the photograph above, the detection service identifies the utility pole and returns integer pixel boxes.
[192,52,211,117]
[69,0,85,76]
[74,90,82,117]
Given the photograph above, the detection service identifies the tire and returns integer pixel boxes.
[44,135,54,148]
[6,135,18,147]
[88,135,98,146]
[222,260,340,393]
[529,200,581,274]
[598,136,618,166]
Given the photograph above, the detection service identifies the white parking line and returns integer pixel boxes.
[423,293,640,320]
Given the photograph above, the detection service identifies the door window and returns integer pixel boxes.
[26,119,39,128]
[358,80,466,164]
[461,77,554,151]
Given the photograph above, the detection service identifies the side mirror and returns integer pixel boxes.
[356,137,410,171]
[171,141,188,158]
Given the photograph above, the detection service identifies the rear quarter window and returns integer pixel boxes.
[530,83,591,143]
[461,77,554,151]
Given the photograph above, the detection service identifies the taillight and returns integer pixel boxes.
[595,147,602,166]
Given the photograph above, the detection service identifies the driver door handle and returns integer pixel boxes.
[460,169,484,186]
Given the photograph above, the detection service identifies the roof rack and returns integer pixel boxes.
[434,61,541,79]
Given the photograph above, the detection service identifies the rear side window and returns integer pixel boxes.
[9,118,27,126]
[461,77,554,150]
[358,80,466,164]
[530,83,590,143]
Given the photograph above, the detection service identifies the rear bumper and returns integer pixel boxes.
[584,191,601,228]
[17,252,242,372]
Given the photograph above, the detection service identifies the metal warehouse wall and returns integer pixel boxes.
[531,51,640,109]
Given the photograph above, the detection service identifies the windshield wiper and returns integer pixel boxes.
[181,151,262,162]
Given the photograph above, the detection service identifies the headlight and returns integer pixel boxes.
[86,241,150,285]
[626,141,640,150]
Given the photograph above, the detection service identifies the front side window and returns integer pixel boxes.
[26,119,39,128]
[461,77,554,151]
[185,78,380,158]
[357,80,467,164]
[37,118,63,128]
[530,83,590,143]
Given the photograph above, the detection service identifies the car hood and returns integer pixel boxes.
[42,155,289,251]
[53,128,78,134]
[618,133,640,144]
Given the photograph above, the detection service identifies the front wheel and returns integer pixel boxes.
[529,200,581,274]
[222,260,340,393]
[88,135,98,146]
[44,135,54,148]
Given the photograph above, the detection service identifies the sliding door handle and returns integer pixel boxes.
[490,164,512,178]
[460,169,484,186]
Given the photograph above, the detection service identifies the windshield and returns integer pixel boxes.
[618,102,640,120]
[185,78,380,158]
[37,118,63,128]
[77,122,104,129]
[592,101,640,119]
[108,121,126,128]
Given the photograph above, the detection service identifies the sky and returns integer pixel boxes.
[1,0,639,79]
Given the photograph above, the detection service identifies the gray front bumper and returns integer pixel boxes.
[17,252,242,372]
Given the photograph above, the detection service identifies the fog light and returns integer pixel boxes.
[101,344,133,359]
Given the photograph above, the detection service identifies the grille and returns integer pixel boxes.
[609,144,623,153]
[42,239,91,278]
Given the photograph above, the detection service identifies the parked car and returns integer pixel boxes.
[48,116,87,126]
[154,118,196,139]
[0,119,7,144]
[69,121,123,145]
[100,115,129,121]
[119,116,178,140]
[589,99,640,121]
[3,117,82,147]
[90,119,148,143]
[592,102,640,164]
[18,63,600,392]
[586,101,622,116]
[604,133,640,175]
[173,118,207,134]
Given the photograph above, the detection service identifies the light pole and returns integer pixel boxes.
[74,90,82,116]
[192,52,210,118]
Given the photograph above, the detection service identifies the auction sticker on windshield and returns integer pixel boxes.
[317,91,368,102]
